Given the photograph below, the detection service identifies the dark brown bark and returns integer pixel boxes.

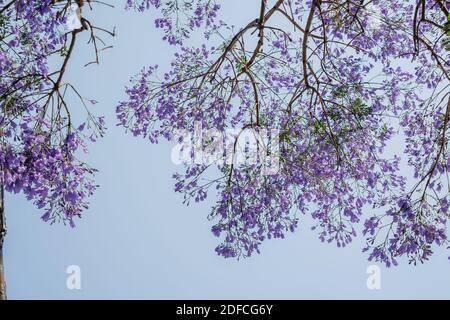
[0,179,6,300]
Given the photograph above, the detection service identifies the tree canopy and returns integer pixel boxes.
[1,0,449,267]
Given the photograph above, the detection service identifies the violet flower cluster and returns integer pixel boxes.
[0,0,106,226]
[119,0,450,266]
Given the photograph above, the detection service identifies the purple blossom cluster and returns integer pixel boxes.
[126,0,222,45]
[120,0,450,265]
[1,0,105,226]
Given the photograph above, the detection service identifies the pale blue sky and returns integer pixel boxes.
[4,1,450,299]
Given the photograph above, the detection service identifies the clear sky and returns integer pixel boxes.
[4,0,450,299]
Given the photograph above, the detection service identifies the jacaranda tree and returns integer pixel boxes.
[0,0,449,300]
[117,0,449,266]
[0,0,116,300]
